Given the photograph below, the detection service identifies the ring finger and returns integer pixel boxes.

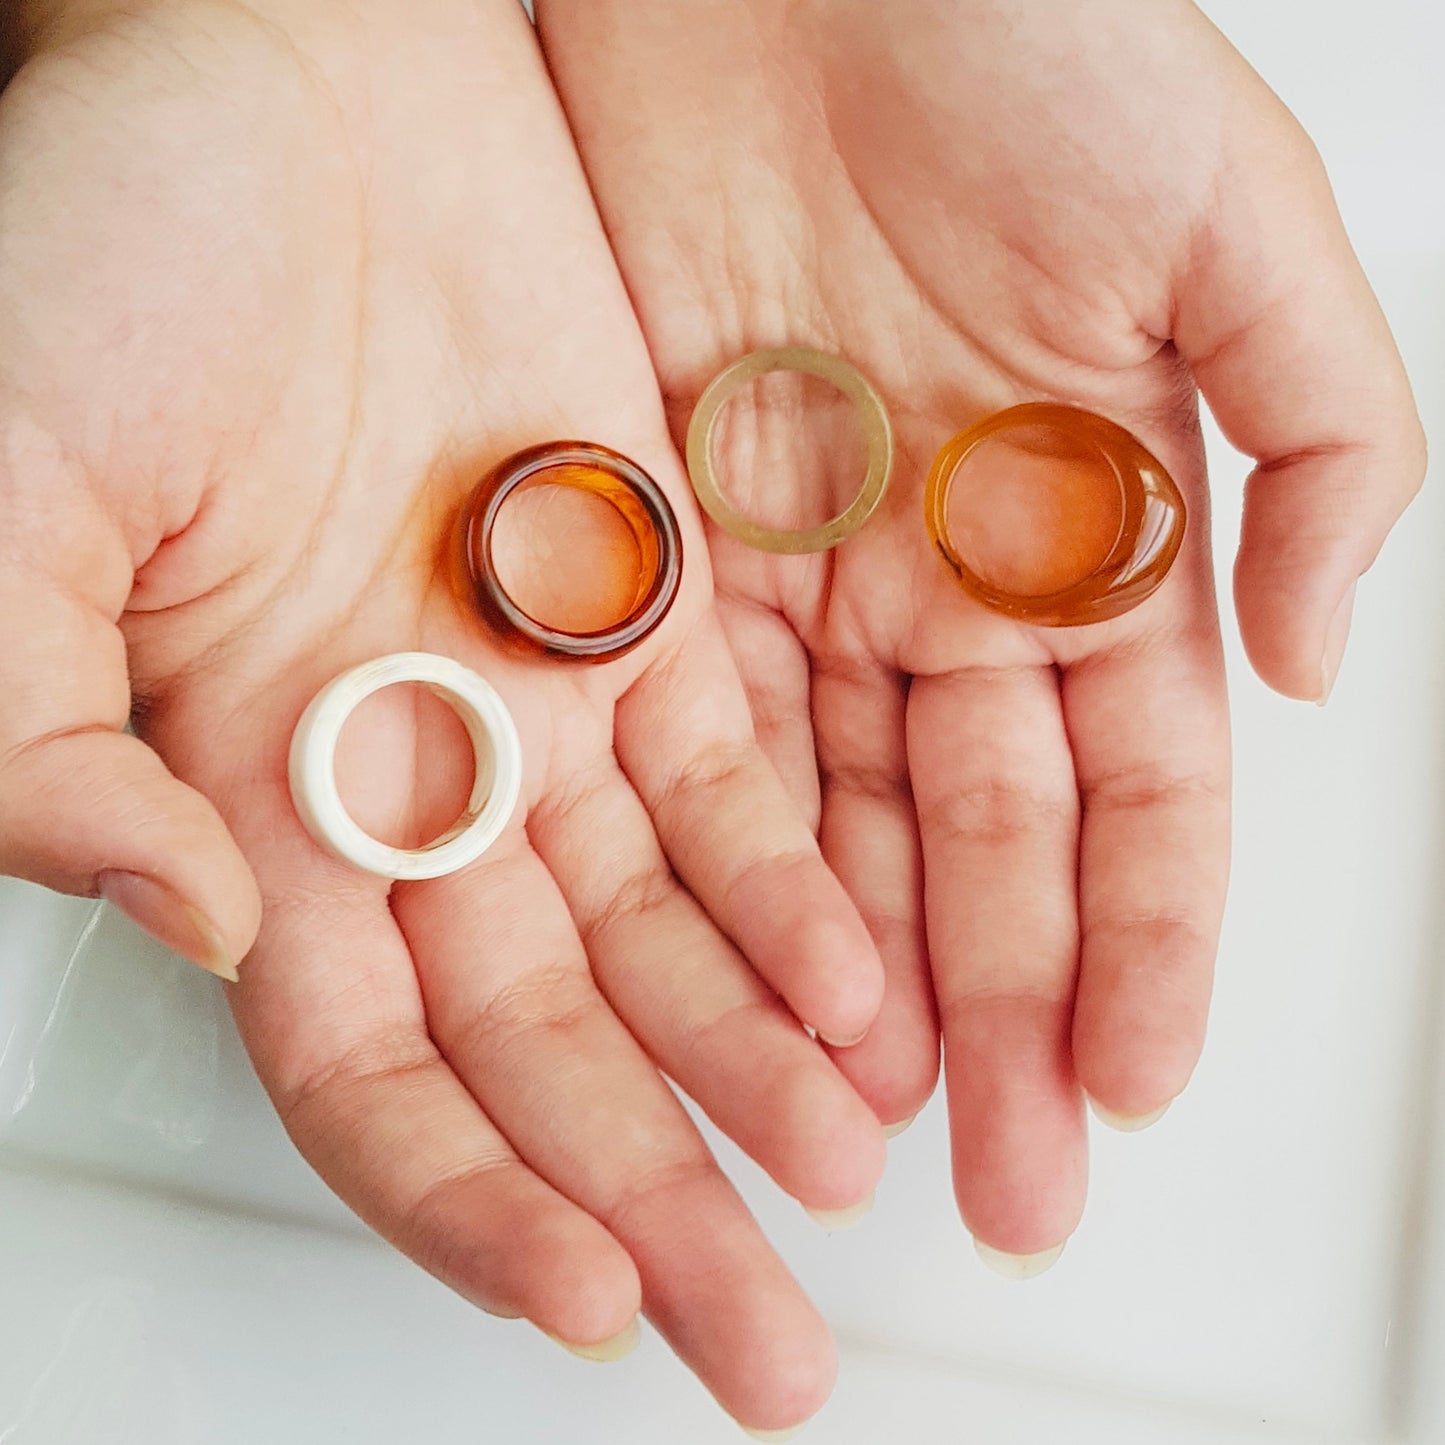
[396,831,837,1432]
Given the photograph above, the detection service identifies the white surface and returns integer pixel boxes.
[287,652,522,880]
[3,3,1444,1442]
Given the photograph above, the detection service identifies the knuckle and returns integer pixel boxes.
[443,963,596,1067]
[820,758,906,806]
[533,758,612,837]
[1084,913,1219,988]
[277,1027,440,1131]
[1082,766,1228,818]
[688,995,795,1060]
[921,775,1076,850]
[720,844,817,922]
[655,741,756,820]
[603,1152,719,1236]
[586,864,677,939]
[937,981,1068,1030]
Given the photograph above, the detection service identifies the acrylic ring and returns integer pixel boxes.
[685,347,894,554]
[288,652,523,880]
[463,441,682,663]
[925,403,1187,627]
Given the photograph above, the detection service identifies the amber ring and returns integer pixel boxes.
[462,441,683,663]
[685,347,894,554]
[925,403,1187,627]
[289,653,523,880]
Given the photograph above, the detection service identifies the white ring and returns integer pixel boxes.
[288,652,523,881]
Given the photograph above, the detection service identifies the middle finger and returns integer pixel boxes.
[908,663,1087,1273]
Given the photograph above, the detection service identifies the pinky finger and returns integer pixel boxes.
[282,1053,640,1351]
[1063,624,1230,1123]
[231,880,641,1351]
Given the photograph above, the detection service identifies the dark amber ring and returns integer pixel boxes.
[925,404,1186,627]
[462,441,683,662]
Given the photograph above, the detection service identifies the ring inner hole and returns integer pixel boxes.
[333,682,479,851]
[710,369,868,531]
[490,466,656,635]
[944,422,1125,598]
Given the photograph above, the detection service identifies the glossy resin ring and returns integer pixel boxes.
[463,441,683,662]
[289,653,523,880]
[685,347,894,553]
[925,404,1186,626]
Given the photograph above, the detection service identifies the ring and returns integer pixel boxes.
[924,403,1186,626]
[288,652,523,880]
[685,347,894,553]
[462,441,683,663]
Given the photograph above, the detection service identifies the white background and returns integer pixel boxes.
[2,2,1443,1441]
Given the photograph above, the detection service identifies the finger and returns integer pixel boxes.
[813,653,938,1132]
[0,472,258,977]
[1062,620,1230,1125]
[1172,94,1426,701]
[528,749,884,1213]
[908,666,1086,1262]
[617,617,885,1047]
[227,850,639,1347]
[399,837,837,1430]
[715,589,820,823]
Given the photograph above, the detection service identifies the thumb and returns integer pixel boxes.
[1173,94,1426,702]
[0,458,261,979]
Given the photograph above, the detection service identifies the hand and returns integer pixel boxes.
[0,1,890,1425]
[536,0,1425,1265]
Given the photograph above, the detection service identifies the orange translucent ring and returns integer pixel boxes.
[462,441,683,662]
[924,404,1187,626]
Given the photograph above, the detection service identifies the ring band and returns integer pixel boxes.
[288,652,523,880]
[462,441,682,663]
[685,347,894,553]
[925,403,1186,626]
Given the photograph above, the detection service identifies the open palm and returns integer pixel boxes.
[0,0,895,1425]
[536,0,1426,1263]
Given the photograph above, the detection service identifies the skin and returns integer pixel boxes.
[0,0,896,1428]
[534,0,1427,1295]
[0,0,1426,1434]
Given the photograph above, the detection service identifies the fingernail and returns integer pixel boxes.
[804,1192,874,1230]
[818,1029,867,1049]
[98,870,239,982]
[974,1238,1065,1280]
[740,1426,808,1441]
[1088,1095,1170,1133]
[547,1317,640,1363]
[883,1114,917,1139]
[1318,581,1357,705]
